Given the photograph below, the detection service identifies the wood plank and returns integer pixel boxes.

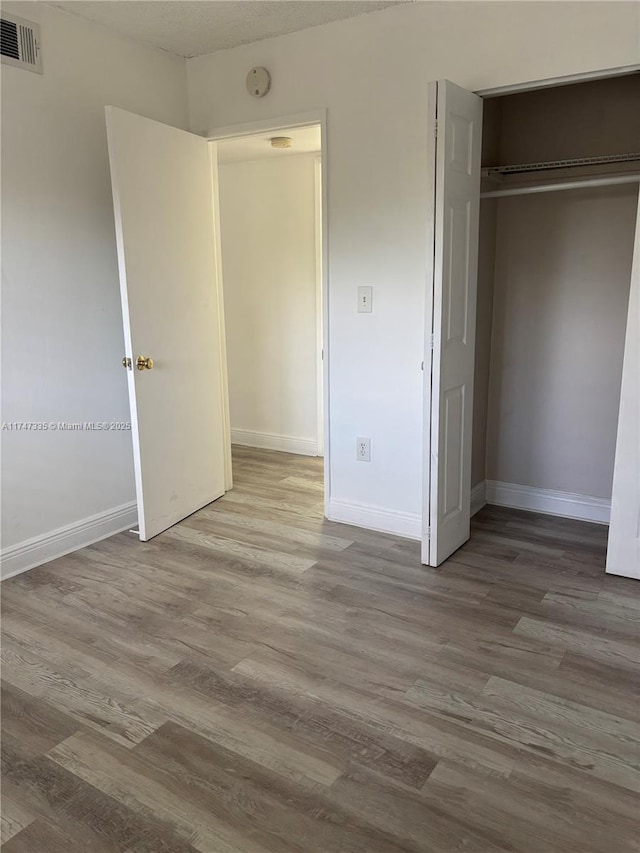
[134,721,418,853]
[2,446,638,852]
[0,796,35,846]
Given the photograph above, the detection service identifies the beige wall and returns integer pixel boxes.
[1,2,187,554]
[218,154,319,452]
[496,75,640,165]
[472,199,497,488]
[486,185,637,498]
[471,95,503,487]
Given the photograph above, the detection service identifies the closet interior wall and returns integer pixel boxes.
[472,75,640,515]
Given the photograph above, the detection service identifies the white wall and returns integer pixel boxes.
[218,154,319,455]
[187,1,639,536]
[1,3,187,573]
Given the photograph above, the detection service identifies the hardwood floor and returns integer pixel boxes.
[2,446,639,852]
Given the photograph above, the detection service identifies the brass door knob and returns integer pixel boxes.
[136,356,154,370]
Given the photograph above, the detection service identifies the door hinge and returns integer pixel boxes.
[429,333,435,349]
[121,356,132,370]
[425,527,431,539]
[434,120,438,139]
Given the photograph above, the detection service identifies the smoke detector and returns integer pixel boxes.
[270,137,292,149]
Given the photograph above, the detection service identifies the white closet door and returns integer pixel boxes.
[606,190,640,579]
[423,81,483,567]
[106,107,228,541]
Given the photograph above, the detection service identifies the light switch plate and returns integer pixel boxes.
[357,286,373,313]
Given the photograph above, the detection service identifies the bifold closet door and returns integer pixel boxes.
[422,80,483,567]
[105,107,229,541]
[607,188,640,579]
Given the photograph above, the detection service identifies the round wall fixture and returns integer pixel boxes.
[270,137,292,149]
[246,67,271,98]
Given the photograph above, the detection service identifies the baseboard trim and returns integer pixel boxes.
[1,501,138,581]
[485,480,610,525]
[328,498,421,540]
[471,480,487,517]
[231,429,318,457]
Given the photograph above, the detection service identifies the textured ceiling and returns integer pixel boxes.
[217,124,321,164]
[54,1,409,58]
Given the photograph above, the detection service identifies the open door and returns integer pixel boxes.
[606,188,640,580]
[422,81,483,566]
[106,107,228,541]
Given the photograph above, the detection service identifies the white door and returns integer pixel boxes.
[106,107,228,541]
[606,189,640,580]
[423,81,483,566]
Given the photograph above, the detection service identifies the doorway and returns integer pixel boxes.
[421,70,640,575]
[474,73,639,574]
[211,122,326,504]
[216,124,324,492]
[476,75,638,501]
[106,107,329,542]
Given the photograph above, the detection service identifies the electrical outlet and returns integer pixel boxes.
[356,436,371,462]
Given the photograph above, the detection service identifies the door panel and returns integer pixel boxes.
[443,384,465,521]
[425,81,483,566]
[106,107,227,540]
[606,188,640,579]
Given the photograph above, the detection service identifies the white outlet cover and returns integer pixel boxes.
[356,436,371,462]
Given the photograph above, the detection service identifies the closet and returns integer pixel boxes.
[471,74,640,564]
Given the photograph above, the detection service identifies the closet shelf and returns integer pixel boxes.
[481,154,640,199]
[482,152,640,178]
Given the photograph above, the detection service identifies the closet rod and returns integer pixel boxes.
[481,174,640,200]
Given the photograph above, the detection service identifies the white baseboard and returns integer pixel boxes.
[1,501,138,581]
[471,480,487,517]
[328,498,421,540]
[485,480,610,525]
[231,429,318,457]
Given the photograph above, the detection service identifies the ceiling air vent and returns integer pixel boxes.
[1,12,42,74]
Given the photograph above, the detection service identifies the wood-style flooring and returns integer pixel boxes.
[1,447,639,852]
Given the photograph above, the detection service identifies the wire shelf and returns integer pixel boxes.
[483,152,640,177]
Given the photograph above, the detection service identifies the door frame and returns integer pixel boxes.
[476,64,640,98]
[421,81,438,563]
[423,63,640,562]
[207,110,330,517]
[314,154,324,458]
[207,143,233,492]
[606,185,640,578]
